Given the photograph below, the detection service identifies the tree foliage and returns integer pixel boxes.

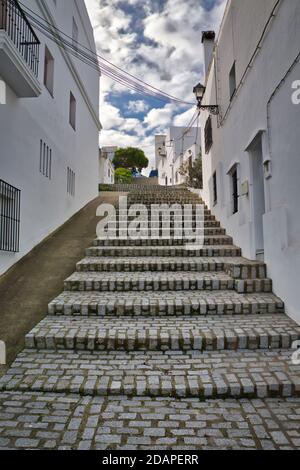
[115,168,133,184]
[113,147,149,172]
[178,153,203,189]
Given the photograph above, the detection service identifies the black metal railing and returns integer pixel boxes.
[0,0,40,77]
[0,179,21,253]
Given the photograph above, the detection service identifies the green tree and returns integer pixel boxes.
[113,147,149,172]
[115,168,133,184]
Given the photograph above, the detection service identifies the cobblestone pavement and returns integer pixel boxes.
[0,393,300,450]
[1,349,300,398]
[0,186,299,450]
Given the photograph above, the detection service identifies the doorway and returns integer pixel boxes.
[249,134,266,260]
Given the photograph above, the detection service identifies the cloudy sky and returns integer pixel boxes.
[84,0,226,171]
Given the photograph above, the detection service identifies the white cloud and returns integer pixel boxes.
[84,0,226,172]
[173,107,198,127]
[128,100,150,113]
[143,103,176,131]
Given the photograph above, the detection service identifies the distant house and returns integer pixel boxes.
[99,147,116,185]
[0,0,101,276]
[155,127,201,186]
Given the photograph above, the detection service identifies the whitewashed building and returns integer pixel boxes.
[99,146,116,185]
[199,0,300,322]
[156,127,201,186]
[0,0,101,276]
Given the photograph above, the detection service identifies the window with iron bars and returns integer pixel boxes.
[67,167,75,197]
[0,179,21,253]
[231,167,239,214]
[204,116,213,154]
[213,171,217,206]
[39,140,52,179]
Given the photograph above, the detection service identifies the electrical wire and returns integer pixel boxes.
[164,109,200,146]
[8,0,202,154]
[15,0,194,106]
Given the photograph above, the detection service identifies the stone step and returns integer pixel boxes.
[1,349,299,399]
[92,236,233,247]
[104,220,222,227]
[96,227,226,236]
[86,245,242,258]
[25,315,300,352]
[76,256,267,279]
[48,290,284,316]
[126,200,205,205]
[115,211,216,221]
[63,271,272,293]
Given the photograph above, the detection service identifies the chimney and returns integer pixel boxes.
[202,31,215,79]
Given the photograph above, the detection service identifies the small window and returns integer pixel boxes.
[204,116,213,154]
[39,140,52,179]
[229,62,236,100]
[72,18,78,50]
[231,167,239,214]
[69,92,76,130]
[67,167,75,196]
[44,46,54,96]
[213,171,217,206]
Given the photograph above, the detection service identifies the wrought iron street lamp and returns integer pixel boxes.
[193,83,219,115]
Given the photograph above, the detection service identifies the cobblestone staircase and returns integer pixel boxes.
[0,186,300,450]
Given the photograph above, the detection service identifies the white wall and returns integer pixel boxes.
[200,0,300,322]
[0,0,100,275]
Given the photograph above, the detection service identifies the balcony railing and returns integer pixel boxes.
[0,179,21,253]
[0,0,40,77]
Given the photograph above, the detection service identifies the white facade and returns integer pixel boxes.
[200,0,300,322]
[0,0,101,276]
[156,127,201,186]
[99,146,116,185]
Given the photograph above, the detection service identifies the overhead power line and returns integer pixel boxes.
[16,0,194,106]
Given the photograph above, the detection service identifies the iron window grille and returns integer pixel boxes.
[0,179,21,253]
[231,168,238,214]
[213,171,217,206]
[67,167,75,197]
[39,140,52,179]
[204,116,213,154]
